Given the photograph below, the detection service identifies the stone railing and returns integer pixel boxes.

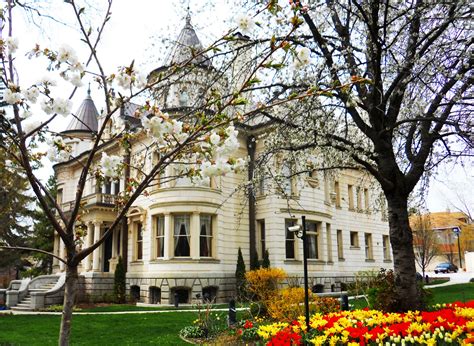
[61,193,118,212]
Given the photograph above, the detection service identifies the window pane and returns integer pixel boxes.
[200,215,212,257]
[174,215,190,256]
[156,216,165,258]
[137,223,143,260]
[285,219,296,259]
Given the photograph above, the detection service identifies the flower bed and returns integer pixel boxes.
[234,301,474,345]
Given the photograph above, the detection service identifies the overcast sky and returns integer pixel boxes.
[8,0,473,214]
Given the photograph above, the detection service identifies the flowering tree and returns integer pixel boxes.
[0,1,323,344]
[246,0,473,310]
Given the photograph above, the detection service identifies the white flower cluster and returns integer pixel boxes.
[100,153,123,178]
[141,113,187,144]
[235,13,256,35]
[293,47,311,69]
[40,97,73,116]
[114,67,147,92]
[4,37,19,55]
[56,44,84,88]
[46,136,71,163]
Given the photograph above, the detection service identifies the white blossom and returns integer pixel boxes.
[135,72,147,89]
[293,47,311,69]
[40,99,54,115]
[57,44,78,64]
[171,119,183,135]
[233,158,246,172]
[3,89,22,104]
[38,75,57,87]
[22,119,42,134]
[52,97,73,116]
[100,153,122,178]
[236,13,255,35]
[23,87,40,103]
[210,132,221,145]
[115,73,132,90]
[5,37,19,54]
[69,73,84,87]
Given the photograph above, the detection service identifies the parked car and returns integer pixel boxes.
[434,262,458,274]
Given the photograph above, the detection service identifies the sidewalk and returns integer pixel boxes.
[424,271,473,288]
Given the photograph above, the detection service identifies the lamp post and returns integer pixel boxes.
[453,227,462,269]
[288,216,310,332]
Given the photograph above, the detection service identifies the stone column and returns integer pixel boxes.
[84,223,93,271]
[92,221,102,272]
[191,212,200,259]
[164,213,171,259]
[112,228,118,258]
[52,235,60,267]
[318,222,325,261]
[326,223,333,263]
[59,238,65,271]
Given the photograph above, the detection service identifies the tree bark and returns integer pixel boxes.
[386,194,421,311]
[59,264,78,346]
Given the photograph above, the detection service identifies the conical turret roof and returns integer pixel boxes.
[64,89,99,133]
[165,13,211,67]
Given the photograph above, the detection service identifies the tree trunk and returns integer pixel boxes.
[386,194,422,311]
[59,264,78,346]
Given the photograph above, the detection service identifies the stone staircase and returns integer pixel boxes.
[11,282,58,311]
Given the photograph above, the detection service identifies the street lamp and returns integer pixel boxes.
[288,215,310,332]
[453,227,462,269]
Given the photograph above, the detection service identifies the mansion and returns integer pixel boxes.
[52,16,392,305]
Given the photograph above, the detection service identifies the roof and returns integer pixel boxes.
[165,13,211,67]
[64,90,99,133]
[410,211,471,231]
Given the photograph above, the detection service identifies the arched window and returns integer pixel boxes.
[202,286,218,303]
[130,285,140,302]
[149,286,161,304]
[170,287,190,304]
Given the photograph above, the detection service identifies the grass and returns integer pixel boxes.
[424,278,450,286]
[350,283,474,309]
[0,312,196,345]
[65,303,231,313]
[1,284,472,344]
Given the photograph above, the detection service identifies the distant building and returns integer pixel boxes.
[410,211,473,271]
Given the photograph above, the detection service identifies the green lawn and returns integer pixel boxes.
[77,303,230,312]
[0,312,196,345]
[351,283,474,309]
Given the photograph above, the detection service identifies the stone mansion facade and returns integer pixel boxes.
[52,16,392,305]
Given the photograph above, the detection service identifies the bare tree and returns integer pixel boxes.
[411,213,439,277]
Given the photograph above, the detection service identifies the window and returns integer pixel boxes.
[151,152,163,189]
[104,178,112,194]
[350,231,359,247]
[174,214,190,257]
[149,286,161,304]
[365,233,373,259]
[337,230,344,260]
[202,286,218,303]
[383,235,391,260]
[258,172,265,195]
[56,188,63,204]
[326,223,332,262]
[200,215,213,257]
[257,220,266,259]
[155,215,165,258]
[171,287,190,304]
[306,221,320,259]
[136,222,143,260]
[357,187,362,211]
[364,188,369,211]
[334,181,341,207]
[285,219,297,259]
[280,162,292,195]
[130,285,140,302]
[348,185,354,210]
[114,180,120,194]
